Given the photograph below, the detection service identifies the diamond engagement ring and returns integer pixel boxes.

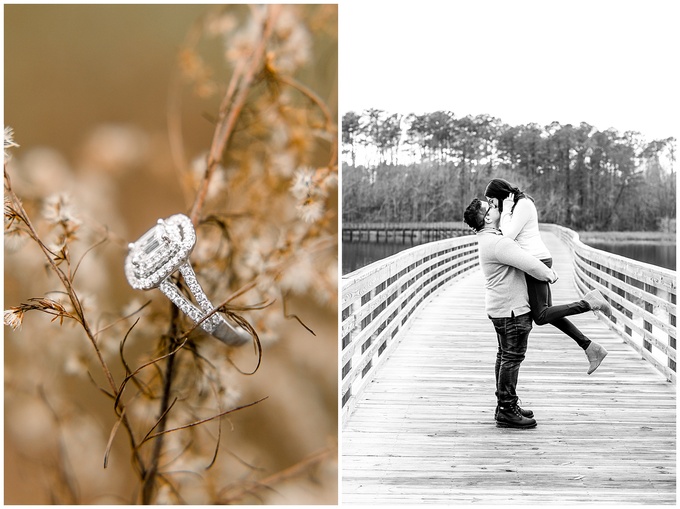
[125,214,249,346]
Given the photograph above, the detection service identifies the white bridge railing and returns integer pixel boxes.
[341,236,479,426]
[543,224,677,385]
[342,224,677,426]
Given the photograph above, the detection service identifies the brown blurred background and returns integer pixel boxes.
[5,4,338,504]
[6,4,208,229]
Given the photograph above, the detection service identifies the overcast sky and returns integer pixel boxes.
[340,0,679,141]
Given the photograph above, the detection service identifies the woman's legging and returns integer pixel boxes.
[524,258,592,350]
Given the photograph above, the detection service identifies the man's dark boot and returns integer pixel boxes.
[495,403,533,420]
[496,404,537,428]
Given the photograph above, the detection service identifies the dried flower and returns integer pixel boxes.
[268,8,312,73]
[291,167,328,222]
[224,12,263,64]
[4,126,19,163]
[3,226,28,251]
[42,193,80,226]
[178,49,218,98]
[4,193,22,231]
[297,198,325,223]
[4,194,13,219]
[290,167,316,200]
[6,297,74,327]
[4,308,24,330]
[278,251,316,294]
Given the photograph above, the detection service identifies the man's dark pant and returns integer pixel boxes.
[490,312,532,407]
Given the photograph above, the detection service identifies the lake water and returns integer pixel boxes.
[342,238,428,275]
[584,241,675,271]
[342,238,676,275]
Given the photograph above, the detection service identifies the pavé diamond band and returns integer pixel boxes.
[125,214,249,346]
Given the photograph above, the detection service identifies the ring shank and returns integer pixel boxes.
[159,263,250,346]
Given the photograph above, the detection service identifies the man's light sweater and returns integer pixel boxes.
[500,197,551,260]
[477,229,555,318]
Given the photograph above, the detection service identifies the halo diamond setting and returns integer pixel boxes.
[125,214,249,346]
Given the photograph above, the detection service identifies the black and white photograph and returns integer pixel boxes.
[340,0,676,504]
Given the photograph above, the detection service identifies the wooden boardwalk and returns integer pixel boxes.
[342,231,676,504]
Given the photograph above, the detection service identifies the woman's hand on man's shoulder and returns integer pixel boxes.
[502,194,515,211]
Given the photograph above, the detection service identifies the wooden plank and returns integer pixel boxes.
[342,231,676,505]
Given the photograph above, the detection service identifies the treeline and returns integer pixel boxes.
[342,110,676,231]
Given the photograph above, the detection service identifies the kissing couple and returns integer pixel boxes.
[463,178,611,429]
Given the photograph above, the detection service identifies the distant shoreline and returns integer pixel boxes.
[577,231,676,244]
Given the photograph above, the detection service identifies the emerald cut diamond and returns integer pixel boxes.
[134,226,177,273]
[125,214,195,290]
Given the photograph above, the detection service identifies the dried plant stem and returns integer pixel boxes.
[5,173,114,388]
[141,303,180,504]
[276,73,338,168]
[143,397,268,443]
[4,170,147,481]
[218,445,337,503]
[189,5,281,225]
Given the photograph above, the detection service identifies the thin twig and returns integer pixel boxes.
[218,445,337,503]
[104,407,126,469]
[117,318,155,398]
[71,234,109,281]
[114,337,189,414]
[189,5,281,225]
[4,170,147,478]
[5,173,114,385]
[276,73,338,168]
[281,291,316,336]
[142,396,268,443]
[96,300,151,338]
[142,397,179,444]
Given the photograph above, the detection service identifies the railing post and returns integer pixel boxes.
[541,223,677,384]
[341,235,480,426]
